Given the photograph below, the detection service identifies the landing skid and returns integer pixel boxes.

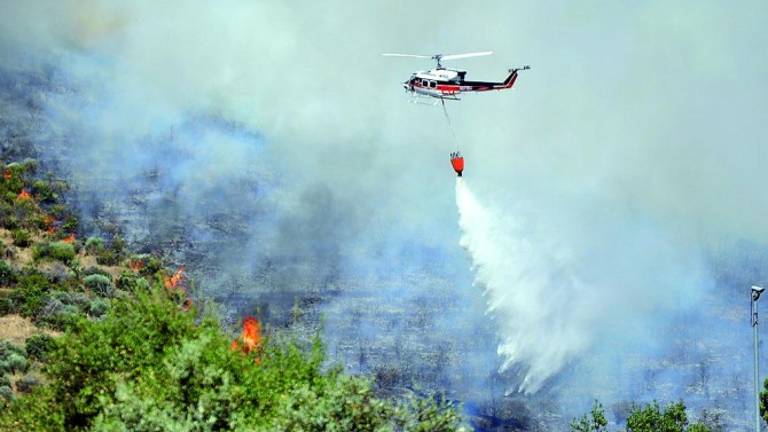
[407,94,461,105]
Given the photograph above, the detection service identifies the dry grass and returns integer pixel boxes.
[79,255,125,280]
[0,314,58,346]
[0,227,35,267]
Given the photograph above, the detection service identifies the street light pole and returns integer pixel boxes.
[753,285,765,432]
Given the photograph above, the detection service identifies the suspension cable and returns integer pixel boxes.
[441,98,459,152]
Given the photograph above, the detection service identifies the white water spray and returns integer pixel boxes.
[455,178,594,393]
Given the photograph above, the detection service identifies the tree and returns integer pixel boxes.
[572,400,712,432]
[570,400,607,432]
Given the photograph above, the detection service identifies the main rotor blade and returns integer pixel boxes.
[440,51,493,61]
[381,53,432,58]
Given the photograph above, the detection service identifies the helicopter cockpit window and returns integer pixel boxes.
[429,81,437,88]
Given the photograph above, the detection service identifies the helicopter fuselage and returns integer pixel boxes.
[404,67,522,100]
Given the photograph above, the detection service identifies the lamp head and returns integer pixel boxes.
[753,285,765,300]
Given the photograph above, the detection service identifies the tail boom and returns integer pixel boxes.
[462,65,529,92]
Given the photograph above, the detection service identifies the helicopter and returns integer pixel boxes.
[381,51,530,101]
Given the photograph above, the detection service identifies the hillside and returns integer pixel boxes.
[0,157,463,431]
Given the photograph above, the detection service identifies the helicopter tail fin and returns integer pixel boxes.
[499,66,530,89]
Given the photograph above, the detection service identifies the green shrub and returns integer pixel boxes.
[6,353,28,374]
[61,216,78,234]
[0,375,9,388]
[82,266,112,280]
[0,201,13,225]
[11,229,31,248]
[2,215,19,230]
[26,335,56,362]
[50,291,89,309]
[0,340,25,359]
[15,375,38,394]
[11,271,51,318]
[40,310,81,332]
[84,237,104,255]
[0,298,13,316]
[0,362,8,375]
[88,298,109,318]
[116,271,149,293]
[31,180,55,203]
[95,249,121,266]
[0,261,15,286]
[0,385,12,402]
[19,159,38,174]
[129,254,163,277]
[32,242,76,264]
[84,274,114,297]
[36,293,89,332]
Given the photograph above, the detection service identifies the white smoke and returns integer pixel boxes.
[455,177,713,394]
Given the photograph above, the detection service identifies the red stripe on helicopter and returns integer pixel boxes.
[437,84,460,94]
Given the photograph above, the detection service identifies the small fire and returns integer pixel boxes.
[62,234,76,244]
[231,316,262,356]
[164,266,185,290]
[3,170,11,181]
[242,317,262,352]
[16,189,31,201]
[45,215,57,234]
[129,259,145,272]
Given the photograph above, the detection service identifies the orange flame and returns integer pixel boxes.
[16,189,31,201]
[3,170,11,181]
[242,317,262,352]
[164,266,185,290]
[62,234,76,244]
[45,215,57,234]
[231,316,262,358]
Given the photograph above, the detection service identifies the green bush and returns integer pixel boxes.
[61,216,78,234]
[32,242,76,265]
[2,215,19,230]
[6,353,28,374]
[129,254,163,277]
[0,385,12,402]
[0,261,15,286]
[0,298,13,316]
[0,341,25,359]
[88,298,109,318]
[84,237,104,255]
[116,271,149,293]
[84,274,114,298]
[11,271,52,318]
[0,362,8,375]
[0,375,9,388]
[15,375,38,394]
[95,249,122,266]
[39,308,81,332]
[26,335,56,362]
[11,229,31,248]
[19,159,38,175]
[0,201,13,225]
[82,266,112,281]
[51,291,89,310]
[31,180,55,203]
